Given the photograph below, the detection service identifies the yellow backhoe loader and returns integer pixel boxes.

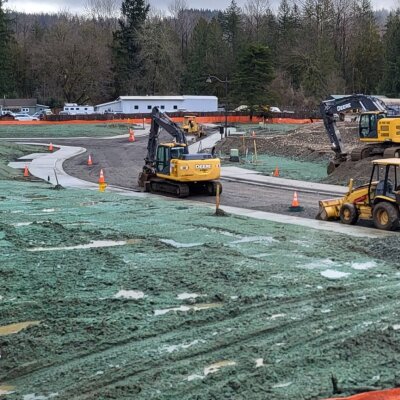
[317,158,400,230]
[182,115,204,137]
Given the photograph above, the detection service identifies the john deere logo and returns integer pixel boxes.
[196,164,211,169]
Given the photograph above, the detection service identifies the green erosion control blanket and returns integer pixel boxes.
[1,181,400,399]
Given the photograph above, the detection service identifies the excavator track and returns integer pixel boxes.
[149,179,190,198]
[383,146,400,158]
[350,146,372,162]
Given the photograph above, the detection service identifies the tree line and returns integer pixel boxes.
[0,0,398,111]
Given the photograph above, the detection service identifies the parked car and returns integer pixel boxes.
[32,110,53,119]
[14,113,39,121]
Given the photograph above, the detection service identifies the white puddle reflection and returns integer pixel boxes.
[27,240,139,252]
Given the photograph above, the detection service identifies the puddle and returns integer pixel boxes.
[321,269,350,279]
[114,290,145,300]
[230,236,277,245]
[27,240,140,252]
[11,222,33,227]
[0,386,15,395]
[160,339,204,354]
[255,358,264,367]
[351,261,377,270]
[154,303,222,316]
[302,258,336,270]
[177,293,202,300]
[269,313,285,320]
[0,321,40,336]
[23,393,58,400]
[204,360,236,376]
[273,381,292,388]
[160,239,203,248]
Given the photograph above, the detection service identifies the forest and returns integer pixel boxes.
[0,0,399,111]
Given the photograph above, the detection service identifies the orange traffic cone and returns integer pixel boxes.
[292,191,299,207]
[98,168,107,192]
[273,166,279,177]
[87,154,93,166]
[48,142,53,152]
[98,169,105,184]
[289,191,304,212]
[129,128,135,142]
[23,165,29,177]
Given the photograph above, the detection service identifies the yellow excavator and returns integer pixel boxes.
[138,107,221,198]
[317,158,400,230]
[320,94,400,174]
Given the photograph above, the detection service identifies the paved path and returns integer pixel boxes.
[8,143,392,238]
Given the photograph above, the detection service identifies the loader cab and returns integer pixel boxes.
[155,144,187,174]
[359,112,386,139]
[368,159,400,205]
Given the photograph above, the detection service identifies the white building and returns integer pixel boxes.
[95,95,218,114]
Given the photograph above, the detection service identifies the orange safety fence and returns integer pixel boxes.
[325,388,400,400]
[0,116,318,126]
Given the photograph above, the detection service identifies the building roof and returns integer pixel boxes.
[117,95,217,101]
[0,98,37,107]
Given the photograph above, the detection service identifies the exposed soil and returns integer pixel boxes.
[216,121,373,186]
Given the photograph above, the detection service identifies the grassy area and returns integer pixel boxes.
[0,177,399,399]
[0,141,47,180]
[224,154,327,182]
[0,122,142,139]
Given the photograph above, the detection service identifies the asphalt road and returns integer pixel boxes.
[14,134,336,220]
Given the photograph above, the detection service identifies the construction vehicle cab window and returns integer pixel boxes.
[318,158,400,230]
[138,107,222,197]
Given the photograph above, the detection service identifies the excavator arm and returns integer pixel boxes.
[145,106,188,165]
[320,94,387,161]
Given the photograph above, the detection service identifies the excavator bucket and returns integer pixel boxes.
[316,198,344,221]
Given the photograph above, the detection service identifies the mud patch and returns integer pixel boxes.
[0,321,40,336]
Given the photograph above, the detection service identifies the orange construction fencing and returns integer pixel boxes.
[0,116,318,126]
[325,388,400,400]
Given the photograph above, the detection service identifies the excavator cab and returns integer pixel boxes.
[155,144,186,174]
[359,112,386,139]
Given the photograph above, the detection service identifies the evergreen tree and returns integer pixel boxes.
[0,0,13,96]
[381,9,400,96]
[219,0,243,60]
[233,44,274,108]
[182,18,228,95]
[348,0,382,93]
[112,0,149,96]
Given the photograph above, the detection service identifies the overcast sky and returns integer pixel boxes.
[6,0,399,15]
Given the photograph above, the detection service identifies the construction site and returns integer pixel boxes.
[2,103,400,400]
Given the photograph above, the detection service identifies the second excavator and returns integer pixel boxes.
[320,94,400,173]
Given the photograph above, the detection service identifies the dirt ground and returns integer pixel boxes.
[217,121,374,186]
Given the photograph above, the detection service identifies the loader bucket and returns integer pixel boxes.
[316,198,343,221]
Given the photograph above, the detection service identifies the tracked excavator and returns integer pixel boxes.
[138,107,222,198]
[320,94,400,174]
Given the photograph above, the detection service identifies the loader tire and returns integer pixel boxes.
[339,203,358,225]
[373,202,399,231]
